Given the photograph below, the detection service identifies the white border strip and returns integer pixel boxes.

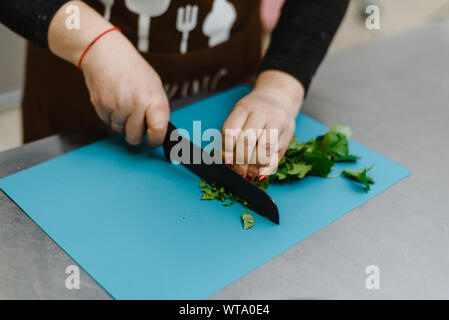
[0,89,22,112]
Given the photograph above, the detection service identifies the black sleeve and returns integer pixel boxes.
[0,0,69,48]
[259,0,349,94]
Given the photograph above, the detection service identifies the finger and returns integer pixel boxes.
[110,108,130,134]
[90,96,111,125]
[221,106,249,166]
[259,130,291,177]
[233,113,266,178]
[277,122,295,162]
[257,126,282,176]
[246,154,260,181]
[247,126,271,180]
[256,121,294,177]
[124,108,146,145]
[248,130,285,181]
[111,86,139,134]
[145,98,170,147]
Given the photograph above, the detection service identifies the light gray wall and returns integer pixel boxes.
[0,25,25,110]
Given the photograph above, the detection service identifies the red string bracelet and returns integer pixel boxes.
[77,27,121,72]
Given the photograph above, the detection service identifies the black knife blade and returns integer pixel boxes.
[163,122,279,224]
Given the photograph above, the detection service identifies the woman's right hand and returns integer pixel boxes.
[81,31,170,147]
[48,1,169,147]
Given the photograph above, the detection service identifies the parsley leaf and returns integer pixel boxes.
[241,211,255,230]
[318,132,349,160]
[287,162,312,179]
[342,167,375,190]
[310,156,334,177]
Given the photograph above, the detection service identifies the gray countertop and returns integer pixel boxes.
[1,21,449,300]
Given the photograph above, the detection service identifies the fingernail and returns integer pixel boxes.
[258,175,267,182]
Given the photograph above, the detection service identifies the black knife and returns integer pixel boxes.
[163,122,279,224]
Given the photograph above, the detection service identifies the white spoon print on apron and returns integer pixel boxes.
[176,5,199,54]
[124,0,171,52]
[203,0,236,47]
[99,0,115,21]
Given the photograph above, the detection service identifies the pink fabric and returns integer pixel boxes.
[260,0,286,31]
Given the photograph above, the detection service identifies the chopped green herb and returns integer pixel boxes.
[253,178,270,191]
[241,212,255,230]
[342,167,375,190]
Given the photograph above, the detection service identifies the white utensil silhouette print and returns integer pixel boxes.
[176,5,199,54]
[124,0,171,52]
[203,0,236,47]
[99,0,115,21]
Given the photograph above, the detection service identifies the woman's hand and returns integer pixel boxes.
[82,33,169,146]
[48,1,169,146]
[222,70,304,179]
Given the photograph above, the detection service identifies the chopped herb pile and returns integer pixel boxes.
[199,125,375,230]
[199,180,248,207]
[273,125,359,182]
[199,179,267,208]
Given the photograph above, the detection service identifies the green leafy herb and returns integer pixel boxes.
[272,125,357,182]
[199,180,241,206]
[330,124,352,138]
[287,162,312,179]
[241,212,255,230]
[342,167,375,190]
[199,125,376,229]
[310,156,334,177]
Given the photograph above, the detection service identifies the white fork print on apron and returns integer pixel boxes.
[124,0,172,52]
[176,5,199,54]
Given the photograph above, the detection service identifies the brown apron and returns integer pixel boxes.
[22,0,262,143]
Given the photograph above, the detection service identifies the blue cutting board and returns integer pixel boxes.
[0,85,410,299]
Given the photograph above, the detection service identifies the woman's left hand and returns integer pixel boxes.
[221,70,305,180]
